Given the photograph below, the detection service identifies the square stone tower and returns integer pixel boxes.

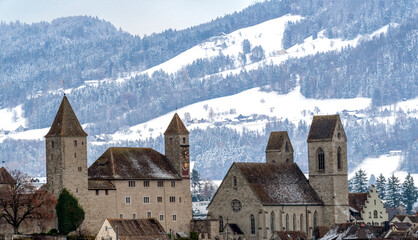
[45,95,88,204]
[307,115,349,226]
[164,113,190,179]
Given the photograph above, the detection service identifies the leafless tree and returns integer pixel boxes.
[0,170,56,234]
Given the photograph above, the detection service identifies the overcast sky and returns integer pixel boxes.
[0,0,263,36]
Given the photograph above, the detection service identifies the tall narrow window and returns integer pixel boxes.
[74,153,76,158]
[318,148,325,170]
[250,214,255,234]
[270,211,275,233]
[51,141,54,148]
[128,180,135,187]
[158,181,164,187]
[147,212,152,218]
[120,213,123,219]
[337,147,342,170]
[73,140,77,146]
[143,180,150,187]
[171,181,175,187]
[300,214,303,231]
[219,216,224,232]
[233,176,237,187]
[183,137,186,144]
[133,214,137,219]
[374,210,378,218]
[286,214,289,230]
[285,141,289,152]
[293,214,296,230]
[313,211,318,230]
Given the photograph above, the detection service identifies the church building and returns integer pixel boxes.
[207,115,350,239]
[45,96,192,235]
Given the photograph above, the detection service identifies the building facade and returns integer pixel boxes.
[207,115,350,239]
[348,185,388,225]
[45,96,192,235]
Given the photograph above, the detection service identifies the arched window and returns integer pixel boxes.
[233,176,237,187]
[270,211,275,233]
[250,214,255,234]
[293,214,296,230]
[286,214,289,230]
[313,211,318,230]
[337,147,342,170]
[317,148,325,170]
[300,214,303,231]
[285,142,289,152]
[219,216,223,232]
[374,210,378,218]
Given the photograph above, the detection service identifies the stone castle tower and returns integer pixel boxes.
[164,113,190,179]
[265,131,294,164]
[45,96,88,203]
[307,115,349,226]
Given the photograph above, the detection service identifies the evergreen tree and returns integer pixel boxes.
[56,188,85,235]
[191,169,202,196]
[348,177,354,192]
[375,174,386,200]
[353,169,369,193]
[401,173,418,214]
[386,174,401,208]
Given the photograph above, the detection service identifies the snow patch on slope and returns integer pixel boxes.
[110,85,371,142]
[0,105,26,131]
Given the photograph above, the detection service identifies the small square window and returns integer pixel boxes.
[144,180,150,187]
[126,197,131,204]
[120,213,123,219]
[133,213,137,219]
[157,197,163,202]
[158,181,164,187]
[74,153,77,158]
[105,190,109,195]
[73,140,77,146]
[160,215,164,221]
[96,190,99,195]
[171,181,176,187]
[128,180,135,187]
[78,167,82,172]
[143,197,150,204]
[179,197,182,203]
[147,212,152,218]
[169,196,175,202]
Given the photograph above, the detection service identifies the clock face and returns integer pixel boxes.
[231,199,242,213]
[181,147,189,161]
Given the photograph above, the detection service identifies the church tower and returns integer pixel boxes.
[307,115,349,226]
[265,131,294,164]
[45,96,88,203]
[164,113,190,179]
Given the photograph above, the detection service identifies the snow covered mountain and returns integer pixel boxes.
[0,0,416,180]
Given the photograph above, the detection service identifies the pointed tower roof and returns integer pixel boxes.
[265,131,293,152]
[307,114,342,142]
[0,167,15,184]
[164,113,189,135]
[45,96,87,137]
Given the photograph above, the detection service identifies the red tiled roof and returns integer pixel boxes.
[164,113,189,135]
[265,131,293,152]
[107,218,169,240]
[235,162,323,205]
[88,147,181,180]
[307,115,341,142]
[45,96,87,137]
[0,167,15,184]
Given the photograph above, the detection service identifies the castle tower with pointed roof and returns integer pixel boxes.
[307,115,349,226]
[164,113,190,179]
[45,96,88,202]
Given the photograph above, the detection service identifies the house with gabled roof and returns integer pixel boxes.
[207,115,350,240]
[44,96,192,235]
[348,185,388,225]
[96,218,169,240]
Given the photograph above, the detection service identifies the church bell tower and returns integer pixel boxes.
[45,96,88,203]
[164,113,190,179]
[307,115,349,226]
